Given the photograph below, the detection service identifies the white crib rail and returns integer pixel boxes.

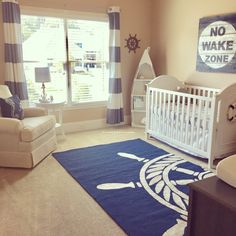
[146,87,217,160]
[185,84,220,98]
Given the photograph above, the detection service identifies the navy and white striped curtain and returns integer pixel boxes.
[2,0,28,100]
[106,6,124,124]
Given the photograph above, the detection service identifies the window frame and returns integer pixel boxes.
[21,6,109,108]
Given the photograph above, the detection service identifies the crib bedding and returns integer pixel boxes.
[150,103,209,153]
[152,102,211,124]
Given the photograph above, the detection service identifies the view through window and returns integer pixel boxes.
[21,14,109,104]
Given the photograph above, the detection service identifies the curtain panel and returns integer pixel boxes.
[106,6,124,124]
[2,0,28,100]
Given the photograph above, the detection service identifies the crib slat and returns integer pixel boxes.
[171,94,176,139]
[190,97,196,146]
[150,89,153,131]
[175,95,180,140]
[153,89,156,132]
[163,92,167,135]
[149,89,153,131]
[167,93,171,137]
[153,89,157,133]
[201,101,206,151]
[201,99,210,151]
[196,99,202,150]
[161,92,164,133]
[146,89,150,131]
[155,89,158,133]
[184,96,191,144]
[158,91,162,132]
[180,94,185,142]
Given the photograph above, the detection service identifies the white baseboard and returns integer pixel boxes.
[63,115,131,133]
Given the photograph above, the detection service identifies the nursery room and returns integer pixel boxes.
[0,0,236,235]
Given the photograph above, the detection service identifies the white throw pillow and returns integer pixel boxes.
[216,155,236,188]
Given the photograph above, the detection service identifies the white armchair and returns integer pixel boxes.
[0,85,57,168]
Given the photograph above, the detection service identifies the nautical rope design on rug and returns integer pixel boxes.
[53,139,214,236]
[96,152,213,235]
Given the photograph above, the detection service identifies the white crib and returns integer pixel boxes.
[146,75,236,169]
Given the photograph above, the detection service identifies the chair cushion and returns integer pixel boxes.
[0,95,24,120]
[0,85,12,117]
[216,155,236,188]
[21,115,56,142]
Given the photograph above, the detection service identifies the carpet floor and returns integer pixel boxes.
[0,126,211,236]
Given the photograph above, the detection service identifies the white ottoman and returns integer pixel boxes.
[216,155,236,188]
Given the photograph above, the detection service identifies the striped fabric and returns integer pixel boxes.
[106,6,124,124]
[2,0,28,100]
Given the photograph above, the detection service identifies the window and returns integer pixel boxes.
[21,13,109,105]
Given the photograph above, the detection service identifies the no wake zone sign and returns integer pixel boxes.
[196,13,236,73]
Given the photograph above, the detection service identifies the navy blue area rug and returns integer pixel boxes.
[53,139,213,236]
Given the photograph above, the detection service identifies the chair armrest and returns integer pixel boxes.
[23,107,47,117]
[0,117,23,134]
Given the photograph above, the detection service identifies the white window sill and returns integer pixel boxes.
[27,100,107,110]
[63,101,108,110]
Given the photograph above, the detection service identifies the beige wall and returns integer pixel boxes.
[0,0,152,123]
[3,0,235,124]
[151,0,236,89]
[150,0,167,77]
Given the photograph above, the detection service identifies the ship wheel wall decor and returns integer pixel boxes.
[125,34,141,53]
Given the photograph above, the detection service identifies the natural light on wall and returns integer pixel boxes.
[21,14,109,105]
